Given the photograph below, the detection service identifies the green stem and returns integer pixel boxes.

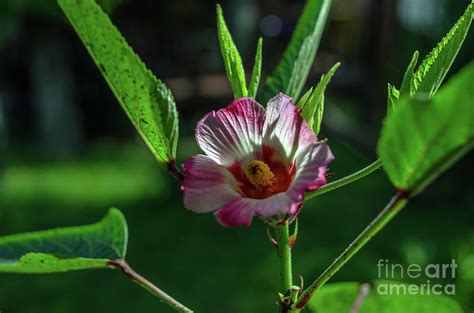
[294,192,408,309]
[305,159,382,200]
[276,221,293,295]
[109,259,193,313]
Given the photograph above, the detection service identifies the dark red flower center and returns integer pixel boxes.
[228,144,296,199]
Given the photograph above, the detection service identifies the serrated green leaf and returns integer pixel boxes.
[378,61,474,196]
[386,83,400,113]
[399,51,419,96]
[58,0,179,169]
[410,1,474,98]
[299,62,340,134]
[0,208,128,273]
[260,0,332,103]
[306,3,472,199]
[248,37,263,98]
[308,281,463,313]
[216,4,248,98]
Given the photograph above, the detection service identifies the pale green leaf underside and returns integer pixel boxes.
[0,254,108,274]
[378,62,474,195]
[0,208,128,273]
[260,0,332,103]
[297,87,313,109]
[248,37,263,99]
[308,281,463,313]
[216,4,248,98]
[410,1,474,98]
[58,0,179,167]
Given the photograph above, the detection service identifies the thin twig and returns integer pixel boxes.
[108,259,193,313]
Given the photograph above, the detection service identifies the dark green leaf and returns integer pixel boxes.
[0,208,128,273]
[248,37,263,98]
[378,61,474,195]
[308,281,463,313]
[216,4,248,98]
[299,62,340,134]
[58,0,179,169]
[260,0,332,103]
[410,1,474,98]
[285,35,316,101]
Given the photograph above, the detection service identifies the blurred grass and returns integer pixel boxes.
[2,148,163,209]
[0,139,473,313]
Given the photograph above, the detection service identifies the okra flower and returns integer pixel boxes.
[182,94,334,227]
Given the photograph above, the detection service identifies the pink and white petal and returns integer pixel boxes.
[263,94,317,162]
[252,193,300,217]
[290,142,334,194]
[215,193,301,227]
[182,155,241,213]
[196,98,266,166]
[214,199,256,227]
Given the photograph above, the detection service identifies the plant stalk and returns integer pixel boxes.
[276,221,293,295]
[275,220,301,313]
[109,259,193,313]
[294,191,408,309]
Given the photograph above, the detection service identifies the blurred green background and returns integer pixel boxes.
[0,0,473,312]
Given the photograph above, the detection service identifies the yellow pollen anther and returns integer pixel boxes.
[245,160,276,189]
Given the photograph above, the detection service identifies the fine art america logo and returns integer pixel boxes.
[376,259,457,295]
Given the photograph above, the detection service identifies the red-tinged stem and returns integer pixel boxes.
[167,160,185,182]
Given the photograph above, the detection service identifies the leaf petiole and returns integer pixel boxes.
[109,259,193,313]
[305,159,382,200]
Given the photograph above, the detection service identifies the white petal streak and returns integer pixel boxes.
[196,98,265,166]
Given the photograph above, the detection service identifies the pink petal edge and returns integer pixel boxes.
[182,154,241,213]
[263,94,318,163]
[195,98,266,166]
